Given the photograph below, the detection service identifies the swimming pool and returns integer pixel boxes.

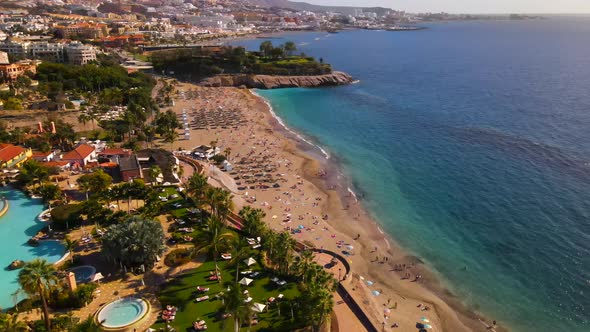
[0,189,66,309]
[96,297,150,329]
[68,265,96,284]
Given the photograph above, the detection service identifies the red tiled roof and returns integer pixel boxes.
[32,151,52,157]
[41,161,69,168]
[98,148,131,156]
[61,144,95,160]
[0,143,26,163]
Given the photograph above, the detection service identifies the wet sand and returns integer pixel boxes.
[166,80,504,332]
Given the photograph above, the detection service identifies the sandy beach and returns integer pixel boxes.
[165,80,503,332]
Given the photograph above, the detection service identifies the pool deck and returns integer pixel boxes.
[0,197,8,217]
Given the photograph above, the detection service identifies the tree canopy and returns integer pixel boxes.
[101,216,166,268]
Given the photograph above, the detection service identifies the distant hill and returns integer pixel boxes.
[249,0,392,15]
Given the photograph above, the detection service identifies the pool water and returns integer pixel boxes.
[0,189,65,309]
[96,297,149,329]
[68,265,96,284]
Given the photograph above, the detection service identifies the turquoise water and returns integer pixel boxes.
[96,297,148,328]
[235,18,590,332]
[0,189,65,309]
[68,265,96,284]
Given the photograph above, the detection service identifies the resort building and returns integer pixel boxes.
[0,51,8,64]
[30,42,65,62]
[55,22,109,39]
[0,59,39,82]
[97,148,132,161]
[31,150,55,162]
[0,143,32,168]
[119,155,143,182]
[60,143,96,167]
[64,42,97,65]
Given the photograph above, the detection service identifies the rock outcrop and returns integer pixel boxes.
[198,71,354,89]
[8,260,24,270]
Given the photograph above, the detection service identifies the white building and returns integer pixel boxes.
[30,42,65,62]
[64,42,96,65]
[0,40,30,59]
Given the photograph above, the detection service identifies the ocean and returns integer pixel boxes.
[232,17,590,332]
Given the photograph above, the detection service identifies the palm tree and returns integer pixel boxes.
[64,236,78,262]
[0,312,28,332]
[263,229,278,260]
[239,206,267,238]
[148,165,161,186]
[307,287,334,332]
[187,173,208,205]
[222,284,252,332]
[18,259,58,331]
[204,187,234,221]
[163,129,178,150]
[194,216,235,279]
[284,41,297,56]
[294,249,315,284]
[275,232,296,275]
[223,147,232,160]
[18,160,49,188]
[78,113,90,129]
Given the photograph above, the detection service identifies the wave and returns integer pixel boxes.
[252,90,331,160]
[451,126,590,181]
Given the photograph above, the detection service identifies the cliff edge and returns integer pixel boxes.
[198,71,353,89]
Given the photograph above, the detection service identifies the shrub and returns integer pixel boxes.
[50,283,97,309]
[50,204,83,230]
[164,248,193,267]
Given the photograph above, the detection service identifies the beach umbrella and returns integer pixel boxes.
[424,324,432,329]
[372,290,380,296]
[421,317,430,323]
[244,257,256,266]
[239,277,253,286]
[251,302,266,313]
[384,308,391,314]
[346,245,354,250]
[272,215,278,219]
[366,280,374,286]
[92,272,104,283]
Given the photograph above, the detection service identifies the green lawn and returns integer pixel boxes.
[152,260,303,331]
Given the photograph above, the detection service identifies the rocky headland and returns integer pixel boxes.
[198,71,354,89]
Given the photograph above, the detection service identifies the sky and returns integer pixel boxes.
[298,0,590,14]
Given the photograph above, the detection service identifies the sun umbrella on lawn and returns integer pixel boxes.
[252,302,266,313]
[244,257,256,266]
[239,277,253,286]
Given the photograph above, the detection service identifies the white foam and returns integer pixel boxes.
[252,90,330,160]
[347,187,358,202]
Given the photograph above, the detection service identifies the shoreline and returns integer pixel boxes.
[250,89,507,332]
[166,81,504,332]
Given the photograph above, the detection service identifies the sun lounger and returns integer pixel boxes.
[271,277,279,283]
[244,297,253,303]
[277,280,287,286]
[208,275,220,281]
[251,244,261,249]
[221,253,232,260]
[250,272,260,278]
[196,295,209,302]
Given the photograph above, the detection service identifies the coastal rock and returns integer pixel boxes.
[8,260,25,270]
[198,71,354,89]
